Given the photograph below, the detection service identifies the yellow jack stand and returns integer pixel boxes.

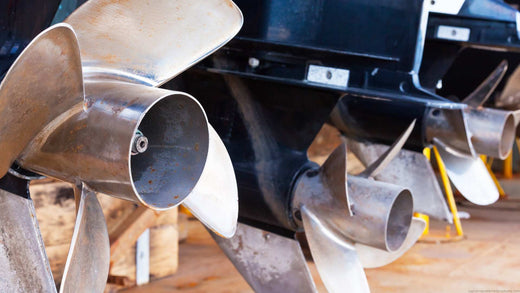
[500,137,520,181]
[418,147,464,243]
[503,152,513,179]
[481,155,507,199]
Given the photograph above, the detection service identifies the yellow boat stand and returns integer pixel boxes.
[418,147,464,242]
[481,155,507,198]
[501,137,520,180]
[501,137,520,181]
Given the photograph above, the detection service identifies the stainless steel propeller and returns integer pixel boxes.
[213,122,421,292]
[425,61,519,205]
[0,0,243,291]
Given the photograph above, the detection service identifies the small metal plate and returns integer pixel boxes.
[136,229,150,286]
[436,25,471,41]
[427,0,465,15]
[306,65,350,88]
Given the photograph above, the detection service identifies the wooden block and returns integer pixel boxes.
[109,206,158,264]
[150,225,179,280]
[110,211,180,284]
[30,181,180,289]
[178,213,189,243]
[155,207,178,226]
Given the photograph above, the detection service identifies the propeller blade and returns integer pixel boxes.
[0,180,56,292]
[0,23,83,177]
[496,64,520,109]
[182,125,238,238]
[65,0,243,86]
[319,143,352,215]
[301,206,370,293]
[462,60,508,107]
[210,223,317,293]
[425,108,475,157]
[60,184,109,293]
[358,119,416,178]
[349,140,451,221]
[355,217,426,269]
[434,139,499,205]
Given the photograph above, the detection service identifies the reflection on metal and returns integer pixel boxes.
[421,63,516,204]
[211,223,317,293]
[355,217,426,269]
[425,108,475,156]
[0,24,83,178]
[60,184,109,293]
[293,143,414,252]
[349,140,451,221]
[358,119,416,178]
[19,81,210,210]
[182,125,238,238]
[465,108,516,160]
[434,140,499,206]
[65,0,243,86]
[291,136,414,291]
[462,60,507,108]
[301,207,369,293]
[0,189,56,293]
[496,64,520,109]
[0,0,244,290]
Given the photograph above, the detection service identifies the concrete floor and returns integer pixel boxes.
[126,196,520,293]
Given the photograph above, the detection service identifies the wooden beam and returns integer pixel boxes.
[109,205,158,265]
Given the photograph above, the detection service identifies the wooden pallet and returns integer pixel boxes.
[30,180,180,291]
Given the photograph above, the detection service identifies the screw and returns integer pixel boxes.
[132,131,149,155]
[326,70,333,80]
[248,57,260,68]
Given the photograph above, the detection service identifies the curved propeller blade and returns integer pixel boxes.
[358,119,416,178]
[496,64,520,109]
[301,206,370,293]
[0,185,56,292]
[210,223,317,293]
[0,23,83,177]
[434,139,499,205]
[426,107,475,157]
[182,125,238,238]
[462,60,508,108]
[60,184,109,293]
[355,217,426,269]
[65,0,243,86]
